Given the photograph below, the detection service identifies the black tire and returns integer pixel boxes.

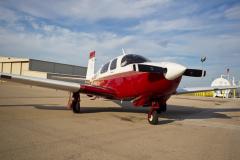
[148,110,159,125]
[72,101,80,113]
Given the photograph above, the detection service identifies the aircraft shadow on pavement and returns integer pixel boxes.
[1,103,239,124]
[80,105,240,120]
[0,104,66,110]
[32,103,240,124]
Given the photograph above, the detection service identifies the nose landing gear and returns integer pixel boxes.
[148,101,167,125]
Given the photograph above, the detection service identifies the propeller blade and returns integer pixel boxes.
[183,69,206,77]
[137,64,167,74]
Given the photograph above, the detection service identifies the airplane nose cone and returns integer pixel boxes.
[164,63,186,80]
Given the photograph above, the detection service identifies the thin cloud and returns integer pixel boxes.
[3,0,171,21]
[0,6,20,25]
[224,5,240,20]
[131,18,206,33]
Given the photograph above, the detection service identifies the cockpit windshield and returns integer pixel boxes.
[121,54,150,67]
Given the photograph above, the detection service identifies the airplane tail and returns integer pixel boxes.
[86,51,96,81]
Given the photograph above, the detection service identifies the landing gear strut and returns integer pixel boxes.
[148,101,167,125]
[69,92,80,113]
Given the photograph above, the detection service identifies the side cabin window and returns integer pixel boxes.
[121,54,150,67]
[110,58,117,70]
[100,62,110,74]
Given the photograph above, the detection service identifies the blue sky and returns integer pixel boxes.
[0,0,240,86]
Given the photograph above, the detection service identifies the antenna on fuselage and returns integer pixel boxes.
[122,48,126,55]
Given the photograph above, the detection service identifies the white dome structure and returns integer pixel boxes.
[211,77,231,98]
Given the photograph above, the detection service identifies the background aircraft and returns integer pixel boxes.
[0,51,238,124]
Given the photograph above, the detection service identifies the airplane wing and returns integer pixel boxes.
[0,73,116,98]
[176,86,239,95]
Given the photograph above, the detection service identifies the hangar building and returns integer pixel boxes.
[0,56,87,83]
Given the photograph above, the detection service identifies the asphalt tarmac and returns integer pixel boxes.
[0,82,240,160]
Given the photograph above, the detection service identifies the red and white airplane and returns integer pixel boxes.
[0,51,238,124]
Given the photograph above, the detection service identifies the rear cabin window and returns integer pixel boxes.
[100,62,110,74]
[121,54,150,67]
[110,58,117,70]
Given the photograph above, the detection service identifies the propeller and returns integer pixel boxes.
[137,64,167,74]
[183,69,206,77]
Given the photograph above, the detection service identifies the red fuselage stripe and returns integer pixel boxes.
[93,71,181,100]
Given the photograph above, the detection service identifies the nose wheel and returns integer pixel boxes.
[148,109,159,125]
[147,101,167,125]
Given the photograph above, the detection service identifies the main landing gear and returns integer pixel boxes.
[148,101,167,125]
[68,92,81,113]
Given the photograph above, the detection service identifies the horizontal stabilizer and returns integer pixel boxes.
[137,64,167,74]
[183,69,206,77]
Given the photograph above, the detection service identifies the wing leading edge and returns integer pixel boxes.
[0,73,116,98]
[176,86,239,95]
